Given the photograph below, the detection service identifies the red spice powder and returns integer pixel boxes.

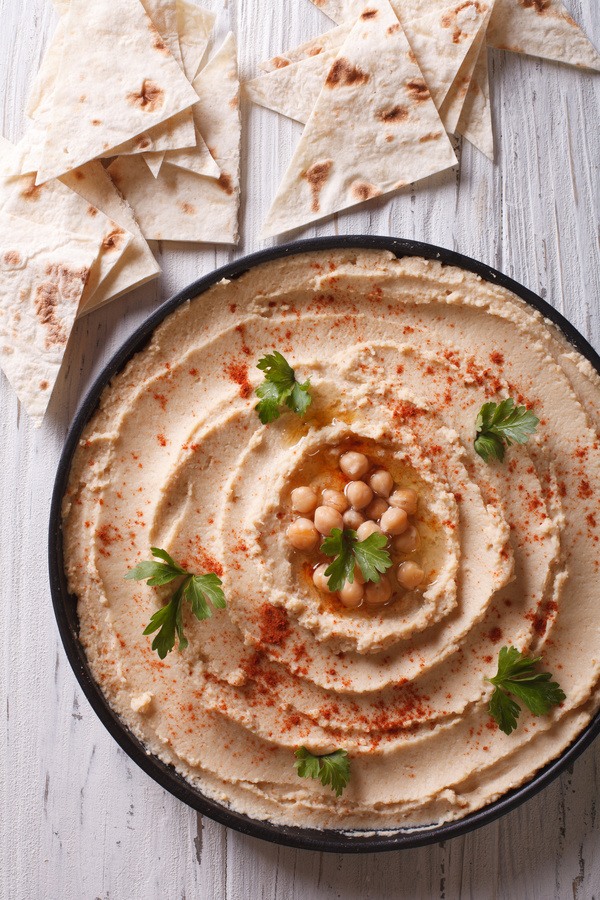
[488,627,503,644]
[224,360,251,399]
[258,604,290,645]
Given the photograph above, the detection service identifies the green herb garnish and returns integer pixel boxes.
[474,398,539,463]
[125,547,225,659]
[485,646,565,735]
[294,747,350,797]
[321,528,392,592]
[255,351,311,424]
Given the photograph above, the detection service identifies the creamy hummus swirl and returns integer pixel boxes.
[62,250,600,830]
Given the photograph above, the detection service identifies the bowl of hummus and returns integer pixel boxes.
[50,237,600,852]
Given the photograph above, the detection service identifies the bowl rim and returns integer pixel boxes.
[48,235,600,854]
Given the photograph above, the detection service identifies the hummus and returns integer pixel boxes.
[62,249,600,830]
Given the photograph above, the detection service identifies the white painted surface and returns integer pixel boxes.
[1,0,600,897]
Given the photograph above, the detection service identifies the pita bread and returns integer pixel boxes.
[141,0,184,68]
[403,1,490,110]
[309,0,449,24]
[258,24,351,73]
[60,161,160,314]
[245,51,339,124]
[0,142,132,308]
[247,2,488,125]
[109,108,197,158]
[107,34,240,244]
[160,128,220,178]
[260,0,456,239]
[36,0,200,183]
[487,0,600,70]
[457,40,494,159]
[439,0,495,134]
[177,0,216,81]
[142,152,166,178]
[35,13,197,163]
[312,0,600,70]
[0,212,101,426]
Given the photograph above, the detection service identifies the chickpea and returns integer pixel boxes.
[365,498,389,521]
[389,488,418,516]
[369,469,393,498]
[343,509,365,531]
[338,580,364,608]
[353,563,366,585]
[364,576,392,606]
[322,489,348,514]
[291,486,318,515]
[313,563,334,593]
[339,451,370,479]
[380,507,408,536]
[345,480,373,510]
[397,561,425,590]
[356,520,384,541]
[287,518,319,551]
[314,505,344,536]
[393,525,421,554]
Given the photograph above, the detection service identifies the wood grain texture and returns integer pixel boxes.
[1,0,600,897]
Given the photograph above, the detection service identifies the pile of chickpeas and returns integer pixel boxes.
[287,450,425,609]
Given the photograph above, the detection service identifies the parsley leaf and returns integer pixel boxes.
[294,747,350,798]
[475,398,539,463]
[353,532,393,584]
[255,351,311,424]
[125,548,225,659]
[321,528,392,591]
[321,529,356,591]
[485,646,565,735]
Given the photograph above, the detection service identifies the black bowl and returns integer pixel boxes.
[48,236,600,853]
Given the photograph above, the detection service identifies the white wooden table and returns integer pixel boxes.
[2,0,600,897]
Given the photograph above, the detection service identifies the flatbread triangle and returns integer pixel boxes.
[0,212,101,426]
[107,33,240,244]
[310,0,600,70]
[246,1,489,125]
[260,0,457,239]
[36,0,200,183]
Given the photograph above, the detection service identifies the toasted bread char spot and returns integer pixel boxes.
[218,173,234,195]
[518,0,550,11]
[442,2,481,42]
[148,20,169,53]
[229,97,239,110]
[325,58,369,88]
[73,171,85,181]
[35,264,89,348]
[136,135,152,150]
[303,159,333,213]
[39,380,49,391]
[127,80,164,112]
[378,105,408,123]
[406,78,430,101]
[181,202,196,215]
[91,119,102,126]
[87,206,99,217]
[3,251,22,267]
[103,229,126,250]
[387,23,401,34]
[272,57,290,69]
[308,46,323,56]
[361,8,378,18]
[419,131,443,143]
[350,181,382,202]
[20,176,42,200]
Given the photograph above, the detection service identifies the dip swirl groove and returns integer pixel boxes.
[62,249,600,830]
